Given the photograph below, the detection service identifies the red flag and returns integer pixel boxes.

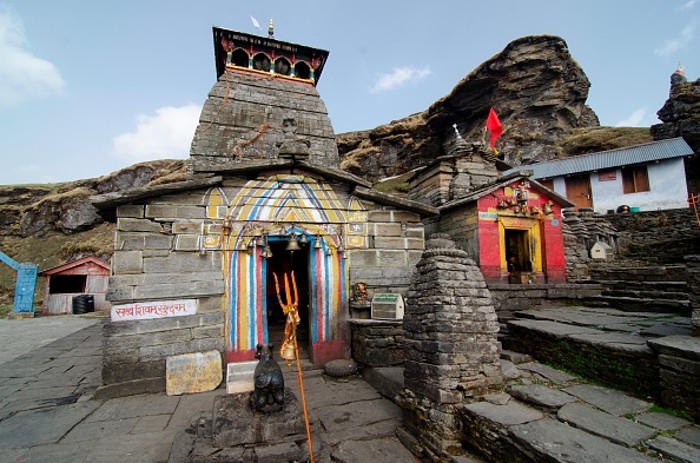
[485,107,503,149]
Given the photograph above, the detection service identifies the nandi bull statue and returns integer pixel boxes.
[251,343,285,413]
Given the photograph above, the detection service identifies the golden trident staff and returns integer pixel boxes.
[273,271,314,463]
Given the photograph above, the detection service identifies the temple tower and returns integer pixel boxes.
[189,27,337,173]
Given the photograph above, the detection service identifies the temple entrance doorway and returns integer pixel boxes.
[505,228,533,284]
[265,239,310,359]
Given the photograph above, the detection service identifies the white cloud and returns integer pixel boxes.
[680,0,698,10]
[0,6,65,107]
[655,21,697,57]
[370,66,431,94]
[113,104,202,162]
[615,108,649,127]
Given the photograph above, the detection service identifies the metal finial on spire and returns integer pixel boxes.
[268,19,274,38]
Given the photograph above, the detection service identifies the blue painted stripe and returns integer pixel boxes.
[310,245,319,343]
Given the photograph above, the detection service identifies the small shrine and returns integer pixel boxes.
[408,125,573,285]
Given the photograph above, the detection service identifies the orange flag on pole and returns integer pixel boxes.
[485,107,503,152]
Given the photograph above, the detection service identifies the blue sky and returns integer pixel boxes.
[0,1,697,185]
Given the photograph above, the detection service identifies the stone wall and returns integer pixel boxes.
[102,191,226,396]
[488,283,602,321]
[649,336,700,422]
[504,322,660,399]
[561,208,618,281]
[348,208,424,298]
[606,208,700,264]
[430,204,479,260]
[98,310,224,398]
[349,319,404,368]
[687,255,700,336]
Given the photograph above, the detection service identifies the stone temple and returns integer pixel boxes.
[95,25,436,395]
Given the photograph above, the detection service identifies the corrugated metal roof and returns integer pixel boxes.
[503,137,694,179]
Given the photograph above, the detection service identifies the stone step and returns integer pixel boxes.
[602,288,690,300]
[590,265,686,282]
[509,418,659,462]
[460,401,659,463]
[592,279,689,292]
[588,295,691,315]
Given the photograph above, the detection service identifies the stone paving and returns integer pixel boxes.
[0,315,100,365]
[1,314,698,462]
[0,320,413,463]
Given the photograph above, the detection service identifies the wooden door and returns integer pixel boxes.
[565,174,592,209]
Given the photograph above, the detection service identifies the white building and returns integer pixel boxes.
[504,138,695,213]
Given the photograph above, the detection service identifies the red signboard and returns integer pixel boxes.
[598,170,617,182]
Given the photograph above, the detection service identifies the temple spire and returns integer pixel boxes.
[268,19,274,38]
[671,63,687,87]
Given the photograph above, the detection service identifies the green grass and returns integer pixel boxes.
[648,404,691,421]
[0,304,11,318]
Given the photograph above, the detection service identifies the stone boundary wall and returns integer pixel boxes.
[348,319,404,368]
[649,336,700,422]
[606,208,700,264]
[688,255,700,336]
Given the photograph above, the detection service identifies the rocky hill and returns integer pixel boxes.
[338,35,602,182]
[0,160,187,311]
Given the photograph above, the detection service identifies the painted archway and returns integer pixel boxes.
[214,174,356,365]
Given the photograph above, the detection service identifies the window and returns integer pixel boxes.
[294,62,311,80]
[622,166,649,194]
[274,58,291,76]
[538,179,554,190]
[49,275,86,294]
[231,49,249,68]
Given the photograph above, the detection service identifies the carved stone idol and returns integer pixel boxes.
[251,344,285,413]
[277,117,310,160]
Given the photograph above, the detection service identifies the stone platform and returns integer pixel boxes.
[503,304,696,408]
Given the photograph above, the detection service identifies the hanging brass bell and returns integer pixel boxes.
[299,233,308,246]
[314,234,322,249]
[280,342,296,361]
[285,232,301,251]
[262,245,273,258]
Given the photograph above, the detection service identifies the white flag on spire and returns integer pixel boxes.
[250,15,261,30]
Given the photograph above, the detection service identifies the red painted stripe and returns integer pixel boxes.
[255,254,263,343]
